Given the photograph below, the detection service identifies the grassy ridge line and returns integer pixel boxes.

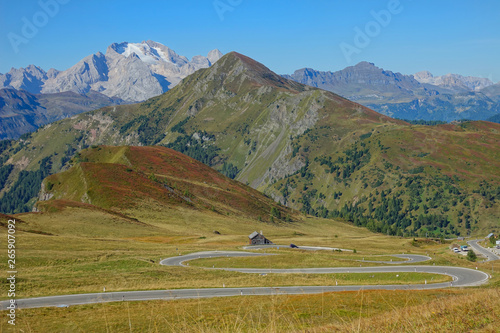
[40,145,294,222]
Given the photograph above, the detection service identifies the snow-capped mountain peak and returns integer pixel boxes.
[108,40,223,67]
[112,41,182,65]
[1,41,224,102]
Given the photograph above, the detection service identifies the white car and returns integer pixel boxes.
[453,248,460,253]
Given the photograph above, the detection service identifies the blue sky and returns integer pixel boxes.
[1,0,499,81]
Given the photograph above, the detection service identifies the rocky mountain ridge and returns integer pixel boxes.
[0,40,223,102]
[284,63,500,122]
[414,71,494,92]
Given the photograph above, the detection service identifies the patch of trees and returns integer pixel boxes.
[221,162,239,179]
[236,123,250,135]
[325,201,452,237]
[19,132,33,140]
[296,159,314,181]
[0,139,13,155]
[61,145,77,166]
[299,188,318,215]
[298,172,474,237]
[291,141,301,158]
[467,249,477,262]
[136,115,166,145]
[315,146,370,179]
[165,132,219,166]
[0,156,53,213]
[171,117,191,134]
[278,178,296,204]
[359,132,372,140]
[270,206,281,219]
[0,164,14,189]
[399,119,448,125]
[0,140,23,166]
[473,181,500,205]
[409,166,424,174]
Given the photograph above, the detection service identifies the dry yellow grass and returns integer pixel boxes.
[7,288,499,332]
[316,288,500,332]
[189,250,413,269]
[2,204,499,332]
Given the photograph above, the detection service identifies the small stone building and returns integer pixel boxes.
[248,231,273,245]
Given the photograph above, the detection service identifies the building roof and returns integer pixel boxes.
[248,231,259,239]
[486,233,494,238]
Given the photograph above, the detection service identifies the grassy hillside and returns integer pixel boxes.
[268,120,500,237]
[39,145,293,223]
[0,52,498,236]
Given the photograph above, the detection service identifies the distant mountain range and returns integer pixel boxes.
[2,43,499,141]
[1,52,498,236]
[413,71,493,92]
[0,88,126,140]
[284,63,500,122]
[0,41,223,139]
[0,40,223,102]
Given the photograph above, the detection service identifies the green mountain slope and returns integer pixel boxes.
[268,121,499,237]
[0,52,498,236]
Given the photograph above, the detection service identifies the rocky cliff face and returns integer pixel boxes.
[0,65,48,94]
[0,41,223,102]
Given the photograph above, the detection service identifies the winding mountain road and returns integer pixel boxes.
[467,239,500,262]
[1,250,491,310]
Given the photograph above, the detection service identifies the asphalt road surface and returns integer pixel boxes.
[2,251,490,310]
[357,254,431,264]
[468,239,500,262]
